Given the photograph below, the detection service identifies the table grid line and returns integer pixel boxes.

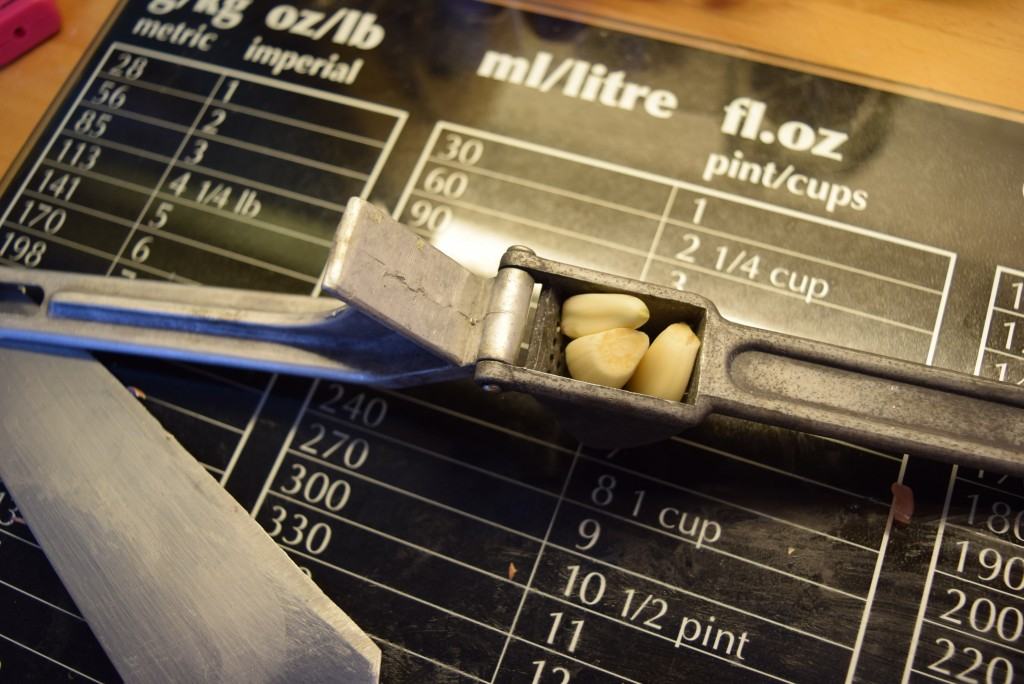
[414,190,937,335]
[812,435,903,463]
[269,490,525,590]
[844,454,907,683]
[362,385,894,534]
[0,578,82,622]
[40,157,153,195]
[126,221,320,283]
[511,573,802,684]
[974,266,1023,376]
[47,130,353,212]
[943,522,1024,549]
[104,72,226,276]
[147,190,333,247]
[192,129,370,181]
[222,375,277,484]
[560,495,868,600]
[369,633,488,683]
[392,123,446,218]
[580,451,883,551]
[932,569,1024,605]
[285,448,548,543]
[91,69,391,148]
[665,214,944,296]
[77,99,193,136]
[921,617,1024,657]
[671,437,892,506]
[0,632,104,684]
[374,388,578,456]
[993,305,1024,319]
[638,185,677,281]
[926,254,957,365]
[141,394,246,434]
[910,668,957,684]
[901,465,959,684]
[283,545,508,635]
[21,188,138,227]
[489,446,581,681]
[647,245,936,334]
[108,41,406,118]
[58,128,172,163]
[251,381,319,516]
[374,386,887,516]
[279,436,862,650]
[76,100,375,181]
[428,154,944,296]
[422,122,957,258]
[207,98,387,148]
[174,160,349,212]
[428,153,669,219]
[356,105,407,203]
[1,219,193,283]
[505,637,643,684]
[954,476,1024,501]
[983,346,1024,361]
[304,406,566,499]
[94,69,212,104]
[163,360,266,395]
[0,526,39,549]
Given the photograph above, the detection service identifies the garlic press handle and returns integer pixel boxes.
[480,249,1024,474]
[0,198,514,387]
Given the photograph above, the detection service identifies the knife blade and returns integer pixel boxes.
[0,343,381,682]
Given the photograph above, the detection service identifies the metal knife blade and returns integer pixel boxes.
[0,344,380,683]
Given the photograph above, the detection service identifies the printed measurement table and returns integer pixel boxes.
[0,106,921,681]
[975,267,1024,387]
[4,1,1024,682]
[258,124,907,683]
[0,42,405,292]
[901,276,1024,684]
[251,379,902,683]
[396,123,956,363]
[0,41,404,682]
[904,465,1024,684]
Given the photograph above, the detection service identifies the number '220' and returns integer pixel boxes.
[927,637,1013,683]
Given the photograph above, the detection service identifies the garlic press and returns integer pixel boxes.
[1,198,1022,472]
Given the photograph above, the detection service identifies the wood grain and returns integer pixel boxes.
[0,0,120,175]
[515,0,1024,115]
[1,0,1021,176]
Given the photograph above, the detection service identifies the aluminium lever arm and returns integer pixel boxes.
[0,198,522,387]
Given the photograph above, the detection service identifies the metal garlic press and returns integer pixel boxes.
[1,198,1022,473]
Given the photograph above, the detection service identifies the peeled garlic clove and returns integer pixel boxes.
[561,293,650,339]
[565,328,649,389]
[626,323,701,401]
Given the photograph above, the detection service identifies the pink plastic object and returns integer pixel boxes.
[0,0,60,67]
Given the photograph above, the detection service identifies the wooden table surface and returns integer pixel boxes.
[2,0,1022,174]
